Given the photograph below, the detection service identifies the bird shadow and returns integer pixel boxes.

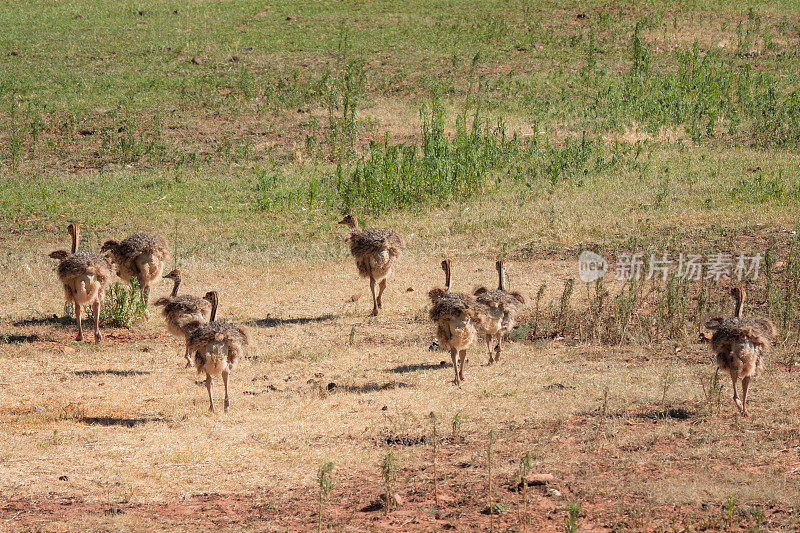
[71,370,152,377]
[634,407,693,421]
[2,334,42,344]
[79,416,160,428]
[335,381,411,394]
[13,315,73,327]
[385,362,449,374]
[250,314,335,328]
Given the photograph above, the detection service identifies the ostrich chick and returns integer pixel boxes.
[474,260,527,364]
[101,232,169,301]
[339,214,404,316]
[185,291,250,413]
[48,223,112,343]
[429,259,482,385]
[153,269,212,367]
[705,286,777,417]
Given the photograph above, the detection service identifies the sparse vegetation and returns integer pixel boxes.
[98,279,148,328]
[317,461,334,533]
[517,452,533,526]
[565,502,582,533]
[381,451,398,514]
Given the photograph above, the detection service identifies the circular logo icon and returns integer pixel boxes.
[578,251,607,283]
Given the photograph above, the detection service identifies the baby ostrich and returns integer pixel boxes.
[429,259,482,385]
[474,260,527,364]
[185,291,250,413]
[100,232,169,302]
[48,223,112,343]
[338,214,404,316]
[705,286,777,417]
[153,269,212,367]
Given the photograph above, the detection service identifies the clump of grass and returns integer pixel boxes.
[429,412,439,508]
[730,171,800,205]
[317,461,334,533]
[325,28,366,168]
[700,369,723,416]
[660,358,678,413]
[5,100,25,172]
[565,502,581,533]
[555,279,575,335]
[597,386,610,430]
[99,279,148,328]
[724,493,738,526]
[517,452,533,526]
[486,429,496,531]
[253,167,335,213]
[338,91,519,214]
[381,451,398,514]
[348,325,357,346]
[451,412,462,439]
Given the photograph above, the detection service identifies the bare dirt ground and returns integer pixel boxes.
[2,256,800,531]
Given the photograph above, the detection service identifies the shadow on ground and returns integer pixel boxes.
[71,370,152,377]
[13,315,73,327]
[334,381,411,394]
[385,362,448,374]
[80,416,162,428]
[2,334,42,344]
[250,314,335,328]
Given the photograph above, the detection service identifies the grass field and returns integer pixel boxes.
[2,0,800,530]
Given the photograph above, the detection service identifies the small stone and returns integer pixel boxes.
[546,488,562,498]
[380,493,404,507]
[520,473,557,487]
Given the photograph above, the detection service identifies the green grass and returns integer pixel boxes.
[0,0,799,266]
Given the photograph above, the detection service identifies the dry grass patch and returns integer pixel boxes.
[1,257,799,529]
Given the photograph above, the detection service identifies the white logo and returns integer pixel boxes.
[578,251,608,282]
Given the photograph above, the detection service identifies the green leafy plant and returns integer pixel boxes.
[99,279,148,328]
[565,502,581,533]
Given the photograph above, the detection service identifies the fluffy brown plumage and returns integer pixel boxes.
[339,214,404,316]
[153,270,212,367]
[101,232,169,299]
[48,223,112,343]
[428,260,480,385]
[705,286,777,417]
[473,260,526,364]
[184,291,250,413]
